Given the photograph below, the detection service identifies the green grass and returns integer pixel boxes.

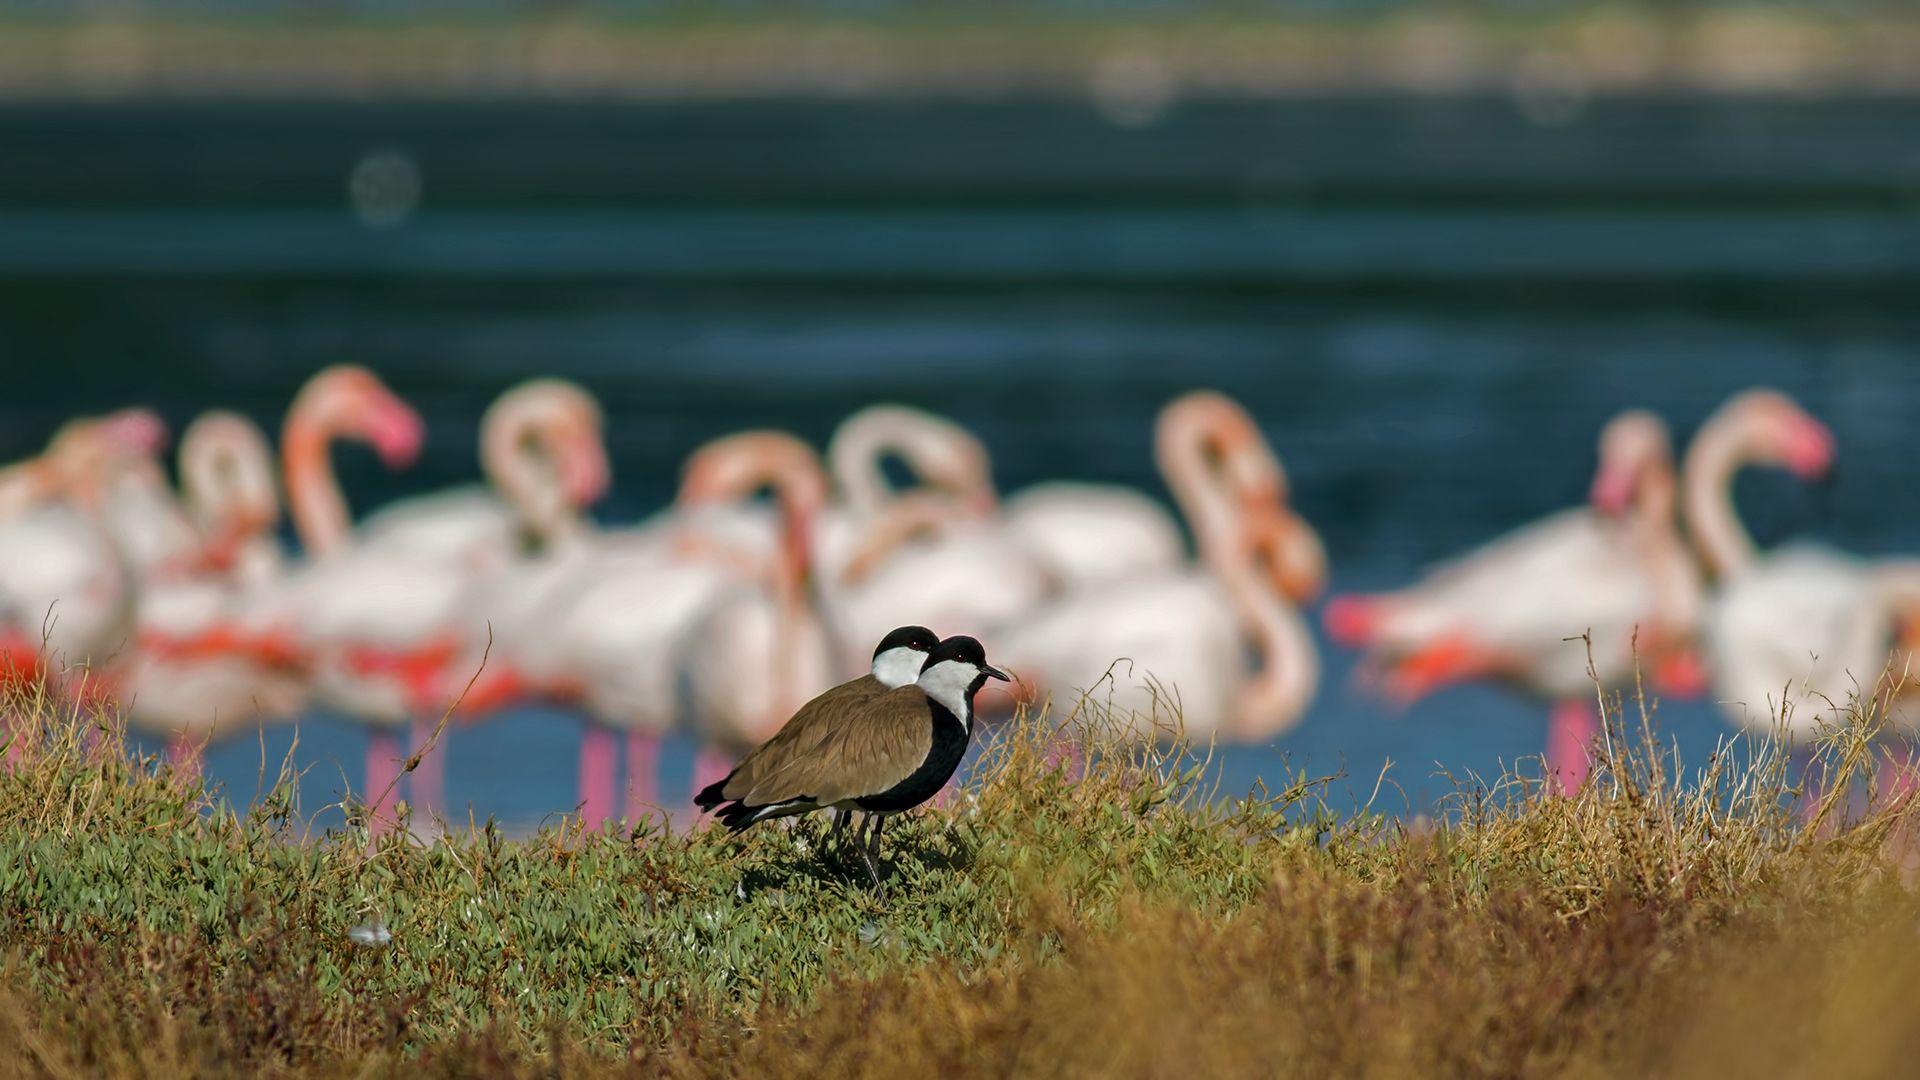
[4,664,1920,1078]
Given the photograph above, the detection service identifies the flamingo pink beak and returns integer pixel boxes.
[99,408,171,457]
[366,398,425,470]
[560,437,611,508]
[1781,416,1836,480]
[1588,461,1636,515]
[1650,647,1710,699]
[1323,595,1377,648]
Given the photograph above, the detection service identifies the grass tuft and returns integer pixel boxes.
[3,653,1920,1077]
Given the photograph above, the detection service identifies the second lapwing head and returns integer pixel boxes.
[870,625,940,688]
[917,635,1009,731]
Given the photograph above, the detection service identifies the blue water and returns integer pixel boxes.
[22,96,1920,833]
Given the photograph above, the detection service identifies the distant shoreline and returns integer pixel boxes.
[0,11,1914,105]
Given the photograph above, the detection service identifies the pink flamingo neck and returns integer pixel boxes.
[1594,410,1703,665]
[179,411,281,572]
[1681,389,1834,582]
[280,366,423,558]
[678,431,831,727]
[1155,390,1321,740]
[480,378,608,547]
[828,404,998,520]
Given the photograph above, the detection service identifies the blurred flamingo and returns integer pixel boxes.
[0,408,170,521]
[1323,409,1705,793]
[501,430,832,830]
[993,390,1324,744]
[1001,480,1185,591]
[679,432,836,783]
[0,407,170,679]
[821,405,1050,676]
[1680,388,1920,812]
[355,378,610,811]
[254,365,445,832]
[112,412,307,772]
[355,378,609,562]
[267,370,622,829]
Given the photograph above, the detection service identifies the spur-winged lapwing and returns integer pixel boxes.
[698,634,1008,899]
[695,624,939,824]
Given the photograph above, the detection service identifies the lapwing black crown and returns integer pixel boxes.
[874,625,939,660]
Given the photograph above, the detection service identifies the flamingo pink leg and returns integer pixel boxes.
[1880,741,1920,875]
[365,730,404,837]
[166,730,205,785]
[578,724,618,831]
[691,747,736,830]
[1043,733,1086,780]
[1545,699,1598,794]
[1881,741,1920,811]
[407,718,445,820]
[624,731,660,828]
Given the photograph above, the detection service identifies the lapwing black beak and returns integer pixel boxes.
[985,664,1010,682]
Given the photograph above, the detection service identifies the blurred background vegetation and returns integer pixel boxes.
[0,2,1910,103]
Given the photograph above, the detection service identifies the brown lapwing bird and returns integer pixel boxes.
[696,634,1008,900]
[695,624,939,833]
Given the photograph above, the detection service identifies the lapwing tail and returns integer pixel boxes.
[713,801,758,831]
[693,775,733,812]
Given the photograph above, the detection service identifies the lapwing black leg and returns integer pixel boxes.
[860,815,888,902]
[830,808,850,848]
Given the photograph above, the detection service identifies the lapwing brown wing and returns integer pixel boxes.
[695,625,938,825]
[702,635,1007,899]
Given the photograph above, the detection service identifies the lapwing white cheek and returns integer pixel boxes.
[871,646,928,688]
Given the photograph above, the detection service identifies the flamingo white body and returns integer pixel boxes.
[0,410,172,693]
[499,432,835,828]
[997,573,1294,740]
[827,525,1050,668]
[995,391,1324,744]
[265,550,481,724]
[1002,481,1185,589]
[0,505,132,678]
[113,412,307,748]
[356,489,520,564]
[1704,544,1895,740]
[507,535,734,729]
[125,578,305,747]
[1342,506,1694,700]
[482,530,732,829]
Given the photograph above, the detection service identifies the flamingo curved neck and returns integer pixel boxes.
[828,407,996,520]
[1681,413,1760,580]
[678,432,832,718]
[282,409,352,557]
[1225,563,1320,739]
[1156,395,1316,737]
[830,427,898,519]
[1623,445,1702,639]
[180,415,278,541]
[481,405,571,546]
